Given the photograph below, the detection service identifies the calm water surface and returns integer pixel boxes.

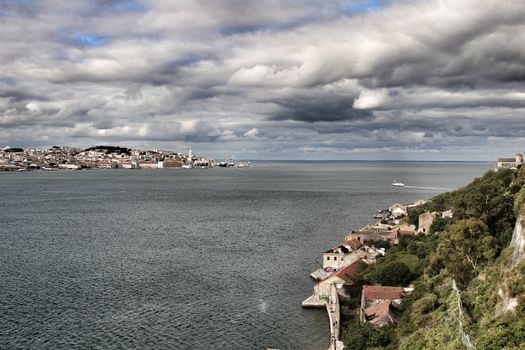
[0,161,492,349]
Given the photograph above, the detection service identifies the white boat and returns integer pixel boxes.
[392,180,405,187]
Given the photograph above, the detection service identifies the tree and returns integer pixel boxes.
[408,207,425,228]
[368,261,413,286]
[429,217,450,234]
[341,321,391,350]
[437,219,496,287]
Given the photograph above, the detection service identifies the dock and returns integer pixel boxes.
[302,283,344,350]
[327,284,344,350]
[301,294,326,308]
[310,268,330,281]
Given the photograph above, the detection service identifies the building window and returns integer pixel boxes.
[327,257,330,260]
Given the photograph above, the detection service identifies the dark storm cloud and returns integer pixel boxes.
[270,96,373,122]
[0,89,47,102]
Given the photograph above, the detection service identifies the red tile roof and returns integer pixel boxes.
[364,301,401,326]
[333,259,366,283]
[389,229,416,238]
[363,285,405,302]
[345,239,362,250]
[346,233,364,240]
[388,231,398,239]
[364,301,391,318]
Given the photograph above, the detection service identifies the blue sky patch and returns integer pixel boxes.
[75,34,108,46]
[97,0,147,14]
[341,0,385,13]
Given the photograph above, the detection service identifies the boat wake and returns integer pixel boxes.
[404,185,453,191]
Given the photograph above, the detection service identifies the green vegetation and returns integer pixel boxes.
[341,167,525,349]
[408,207,425,228]
[341,321,392,350]
[428,216,450,234]
[366,261,412,286]
[363,236,438,286]
[366,239,391,250]
[436,219,497,287]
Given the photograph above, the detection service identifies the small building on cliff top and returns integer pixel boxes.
[497,153,523,170]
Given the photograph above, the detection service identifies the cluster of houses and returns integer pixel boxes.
[0,145,245,171]
[303,197,452,347]
[351,200,453,241]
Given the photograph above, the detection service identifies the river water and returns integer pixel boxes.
[0,161,492,349]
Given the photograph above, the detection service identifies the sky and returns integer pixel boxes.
[1,0,525,160]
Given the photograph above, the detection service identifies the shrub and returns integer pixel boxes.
[341,321,391,350]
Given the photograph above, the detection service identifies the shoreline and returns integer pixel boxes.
[302,196,434,349]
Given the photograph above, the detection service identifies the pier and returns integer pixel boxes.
[302,283,344,350]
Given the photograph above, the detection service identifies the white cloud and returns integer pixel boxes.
[353,90,390,109]
[243,128,260,137]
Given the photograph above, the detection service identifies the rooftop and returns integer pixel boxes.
[364,300,402,326]
[363,285,405,302]
[325,238,363,254]
[333,259,366,283]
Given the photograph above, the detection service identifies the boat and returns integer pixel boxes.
[235,161,251,168]
[392,180,405,187]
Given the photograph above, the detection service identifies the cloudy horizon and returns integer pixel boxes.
[1,0,525,160]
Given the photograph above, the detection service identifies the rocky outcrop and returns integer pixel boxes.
[496,214,525,315]
[510,215,525,268]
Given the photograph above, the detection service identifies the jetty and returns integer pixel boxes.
[302,283,343,350]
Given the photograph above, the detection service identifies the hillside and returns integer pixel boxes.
[342,167,525,349]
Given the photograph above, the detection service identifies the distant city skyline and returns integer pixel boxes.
[1,0,525,160]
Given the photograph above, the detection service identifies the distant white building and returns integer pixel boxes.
[58,163,81,170]
[406,199,427,210]
[389,203,407,217]
[139,162,159,169]
[497,153,523,170]
[442,210,453,219]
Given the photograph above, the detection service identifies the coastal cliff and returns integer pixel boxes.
[341,167,525,350]
[495,214,524,316]
[510,214,525,268]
